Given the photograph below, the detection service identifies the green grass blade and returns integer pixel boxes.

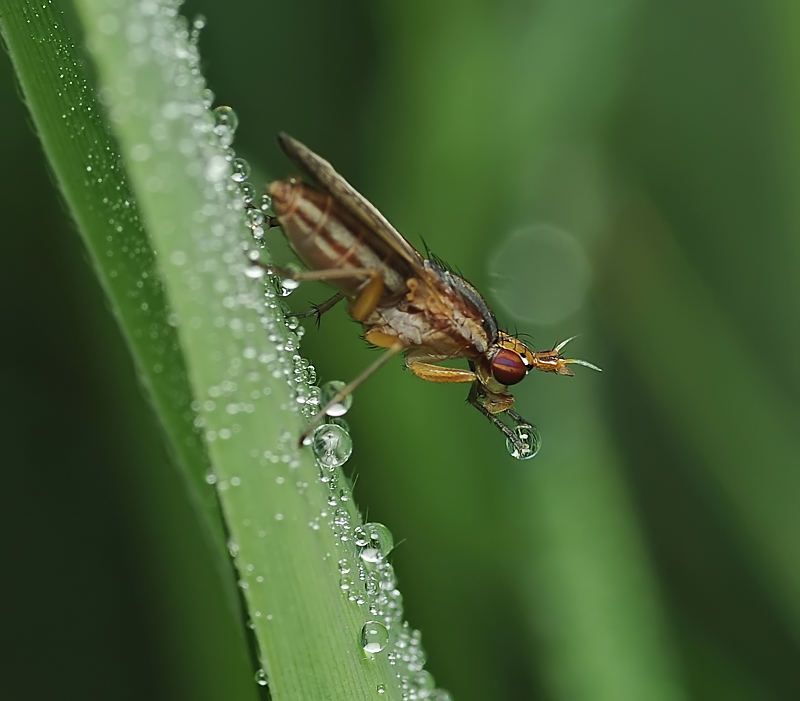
[0,1,257,698]
[70,0,435,698]
[0,0,232,583]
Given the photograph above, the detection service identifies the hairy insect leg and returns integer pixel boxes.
[299,342,404,448]
[467,385,532,455]
[247,257,385,324]
[505,407,530,426]
[265,263,385,322]
[291,292,346,327]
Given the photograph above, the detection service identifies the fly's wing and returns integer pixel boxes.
[277,132,426,275]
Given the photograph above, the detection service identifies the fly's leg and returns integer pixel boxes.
[506,407,530,426]
[406,357,477,383]
[299,342,405,448]
[291,292,346,327]
[467,385,533,456]
[246,260,385,322]
[405,350,476,383]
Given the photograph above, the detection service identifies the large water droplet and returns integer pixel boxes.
[361,620,389,654]
[320,380,352,417]
[280,277,300,296]
[212,104,239,134]
[311,423,353,468]
[354,522,394,563]
[506,424,541,460]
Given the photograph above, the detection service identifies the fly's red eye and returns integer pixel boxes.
[491,348,527,386]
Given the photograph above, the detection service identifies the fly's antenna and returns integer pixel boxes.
[553,336,603,372]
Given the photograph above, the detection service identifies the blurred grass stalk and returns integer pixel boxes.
[604,198,800,638]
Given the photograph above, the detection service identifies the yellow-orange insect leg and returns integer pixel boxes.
[406,360,476,384]
[349,273,384,322]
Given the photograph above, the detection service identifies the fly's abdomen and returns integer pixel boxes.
[269,179,407,299]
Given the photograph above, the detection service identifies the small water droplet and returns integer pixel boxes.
[245,264,266,279]
[361,620,389,655]
[254,668,268,686]
[231,157,251,183]
[246,207,265,228]
[320,380,353,417]
[506,424,541,460]
[414,670,436,694]
[240,181,256,204]
[377,683,387,695]
[311,423,353,468]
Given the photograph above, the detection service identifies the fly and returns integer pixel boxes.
[255,133,600,457]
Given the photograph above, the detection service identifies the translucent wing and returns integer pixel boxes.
[277,133,426,275]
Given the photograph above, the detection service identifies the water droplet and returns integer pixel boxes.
[506,424,541,460]
[333,507,350,528]
[377,683,387,695]
[212,105,239,134]
[320,380,352,417]
[240,181,256,204]
[245,264,266,279]
[246,207,265,228]
[231,157,251,183]
[414,670,436,694]
[169,250,187,266]
[280,277,300,296]
[361,620,389,655]
[354,522,394,563]
[311,423,353,468]
[254,668,268,686]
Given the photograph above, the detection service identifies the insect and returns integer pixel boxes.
[257,133,600,456]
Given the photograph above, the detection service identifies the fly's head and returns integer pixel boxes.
[476,332,602,405]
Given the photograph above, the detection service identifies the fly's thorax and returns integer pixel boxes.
[361,275,492,356]
[268,178,408,299]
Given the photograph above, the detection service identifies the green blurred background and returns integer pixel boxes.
[3,0,800,699]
